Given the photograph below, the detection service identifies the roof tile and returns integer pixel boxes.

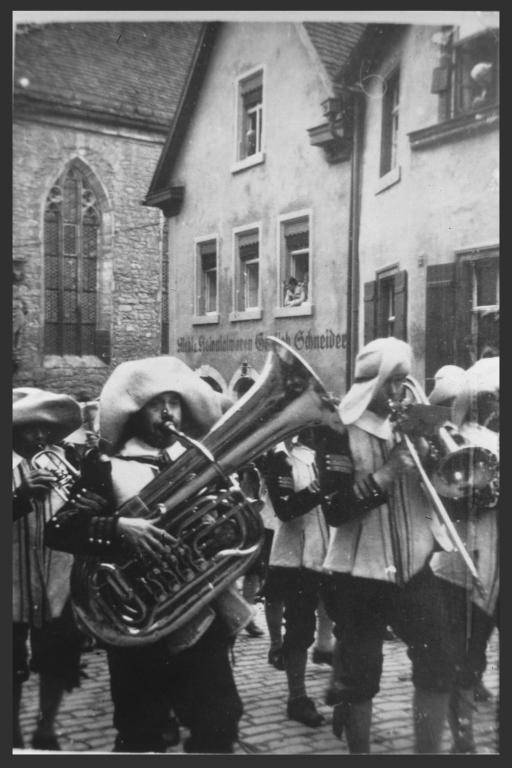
[14,22,203,127]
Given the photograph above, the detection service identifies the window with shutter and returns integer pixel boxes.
[431,26,499,120]
[425,249,499,388]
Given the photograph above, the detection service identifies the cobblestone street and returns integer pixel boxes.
[16,608,499,755]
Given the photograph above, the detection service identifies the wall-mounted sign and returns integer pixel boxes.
[177,329,346,354]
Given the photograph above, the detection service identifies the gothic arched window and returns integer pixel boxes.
[44,166,100,356]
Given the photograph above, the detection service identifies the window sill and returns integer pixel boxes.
[375,165,401,195]
[229,309,262,322]
[43,354,107,369]
[231,152,265,174]
[273,303,314,318]
[192,313,220,326]
[408,105,499,150]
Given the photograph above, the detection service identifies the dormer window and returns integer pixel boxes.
[238,71,263,160]
[232,69,265,173]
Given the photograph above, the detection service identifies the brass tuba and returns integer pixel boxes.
[70,337,345,647]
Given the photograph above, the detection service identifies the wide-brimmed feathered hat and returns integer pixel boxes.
[13,387,82,443]
[452,356,499,428]
[338,337,412,425]
[428,365,466,406]
[99,356,224,452]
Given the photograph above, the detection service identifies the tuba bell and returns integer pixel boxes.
[70,337,345,647]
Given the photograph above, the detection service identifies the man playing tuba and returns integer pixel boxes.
[45,357,246,753]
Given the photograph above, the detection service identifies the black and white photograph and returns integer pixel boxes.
[12,9,499,755]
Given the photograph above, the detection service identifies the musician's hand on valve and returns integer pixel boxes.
[19,469,55,498]
[116,517,176,561]
[73,489,109,513]
[373,446,416,491]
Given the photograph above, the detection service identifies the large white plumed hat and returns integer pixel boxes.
[338,337,412,425]
[452,356,499,428]
[13,387,82,443]
[428,365,466,406]
[99,356,224,452]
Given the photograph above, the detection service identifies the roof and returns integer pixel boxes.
[304,22,367,83]
[13,22,204,131]
[145,21,370,207]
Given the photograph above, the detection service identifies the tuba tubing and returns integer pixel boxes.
[70,336,345,647]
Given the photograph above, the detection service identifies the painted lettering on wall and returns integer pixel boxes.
[177,329,346,354]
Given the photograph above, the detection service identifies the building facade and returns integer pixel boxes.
[344,20,499,387]
[146,22,366,399]
[12,21,202,397]
[147,18,499,399]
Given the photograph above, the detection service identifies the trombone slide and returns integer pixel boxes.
[401,433,487,601]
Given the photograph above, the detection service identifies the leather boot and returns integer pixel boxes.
[413,688,449,753]
[332,700,372,753]
[448,687,476,754]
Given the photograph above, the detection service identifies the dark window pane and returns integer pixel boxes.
[83,221,98,257]
[45,290,59,322]
[81,324,95,354]
[83,258,97,291]
[44,323,59,354]
[63,258,78,290]
[63,291,78,322]
[44,214,59,256]
[62,324,78,354]
[63,224,77,255]
[475,259,498,306]
[81,294,96,323]
[45,256,60,289]
[63,175,79,221]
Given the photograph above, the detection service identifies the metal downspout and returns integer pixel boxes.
[346,90,364,391]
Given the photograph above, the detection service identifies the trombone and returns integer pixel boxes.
[389,376,490,600]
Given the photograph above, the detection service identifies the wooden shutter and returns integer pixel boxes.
[94,329,111,364]
[431,66,450,93]
[425,263,456,385]
[363,280,377,343]
[393,269,408,341]
[454,258,474,369]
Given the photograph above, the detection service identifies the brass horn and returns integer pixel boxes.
[399,376,498,501]
[390,375,494,599]
[70,336,345,647]
[31,449,80,501]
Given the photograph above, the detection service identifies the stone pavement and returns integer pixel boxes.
[16,608,499,755]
